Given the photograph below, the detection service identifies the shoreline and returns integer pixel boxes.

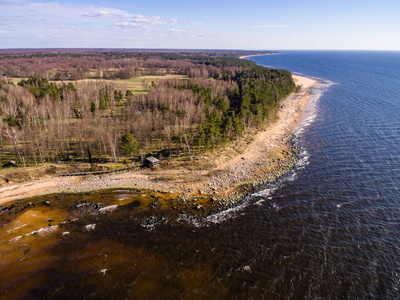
[239,53,277,59]
[0,75,318,207]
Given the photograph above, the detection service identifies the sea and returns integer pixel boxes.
[2,51,400,299]
[241,51,400,299]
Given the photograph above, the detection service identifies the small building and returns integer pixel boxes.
[1,74,6,80]
[144,157,159,168]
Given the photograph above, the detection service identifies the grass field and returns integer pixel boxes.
[112,75,188,94]
[6,74,188,95]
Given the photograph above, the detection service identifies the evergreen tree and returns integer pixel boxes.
[90,101,96,115]
[121,133,138,161]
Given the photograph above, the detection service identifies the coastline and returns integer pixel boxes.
[239,53,277,59]
[0,75,318,207]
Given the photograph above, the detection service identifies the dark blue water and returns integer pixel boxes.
[239,51,400,298]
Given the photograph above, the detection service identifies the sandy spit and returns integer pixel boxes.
[239,53,276,59]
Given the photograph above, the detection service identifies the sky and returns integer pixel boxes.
[1,0,399,50]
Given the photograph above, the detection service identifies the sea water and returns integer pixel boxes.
[243,50,400,298]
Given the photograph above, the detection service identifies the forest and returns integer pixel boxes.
[0,50,294,167]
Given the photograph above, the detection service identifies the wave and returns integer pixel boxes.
[205,199,252,224]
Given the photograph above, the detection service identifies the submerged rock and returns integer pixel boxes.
[193,204,204,210]
[84,224,96,231]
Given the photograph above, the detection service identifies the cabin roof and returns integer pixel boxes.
[145,157,159,164]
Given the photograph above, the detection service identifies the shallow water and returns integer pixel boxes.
[1,51,400,299]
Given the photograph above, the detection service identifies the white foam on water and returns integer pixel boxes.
[7,224,27,233]
[116,194,131,201]
[296,149,311,170]
[177,214,203,228]
[290,78,334,176]
[203,178,287,225]
[205,198,254,224]
[294,77,335,136]
[253,187,278,198]
[9,225,59,242]
[271,202,281,211]
[84,224,96,231]
[174,199,254,227]
[336,202,350,209]
[9,235,22,242]
[255,199,265,206]
[204,186,280,225]
[286,171,298,182]
[99,205,119,214]
[33,225,59,236]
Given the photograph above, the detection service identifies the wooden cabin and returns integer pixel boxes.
[144,157,160,168]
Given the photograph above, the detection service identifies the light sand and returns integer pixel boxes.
[0,75,317,206]
[0,178,60,204]
[239,53,276,59]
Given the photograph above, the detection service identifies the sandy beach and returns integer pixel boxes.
[0,75,317,206]
[239,53,276,59]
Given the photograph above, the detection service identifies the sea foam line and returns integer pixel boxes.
[9,225,59,242]
[294,75,335,136]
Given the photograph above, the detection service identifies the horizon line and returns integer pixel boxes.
[0,48,399,52]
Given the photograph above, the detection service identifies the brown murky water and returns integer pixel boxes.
[0,189,227,299]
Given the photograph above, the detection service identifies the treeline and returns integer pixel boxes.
[0,50,273,81]
[0,49,275,59]
[0,51,294,166]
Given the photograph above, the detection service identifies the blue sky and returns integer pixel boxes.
[1,0,399,50]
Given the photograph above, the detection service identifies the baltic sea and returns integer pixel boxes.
[242,50,400,298]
